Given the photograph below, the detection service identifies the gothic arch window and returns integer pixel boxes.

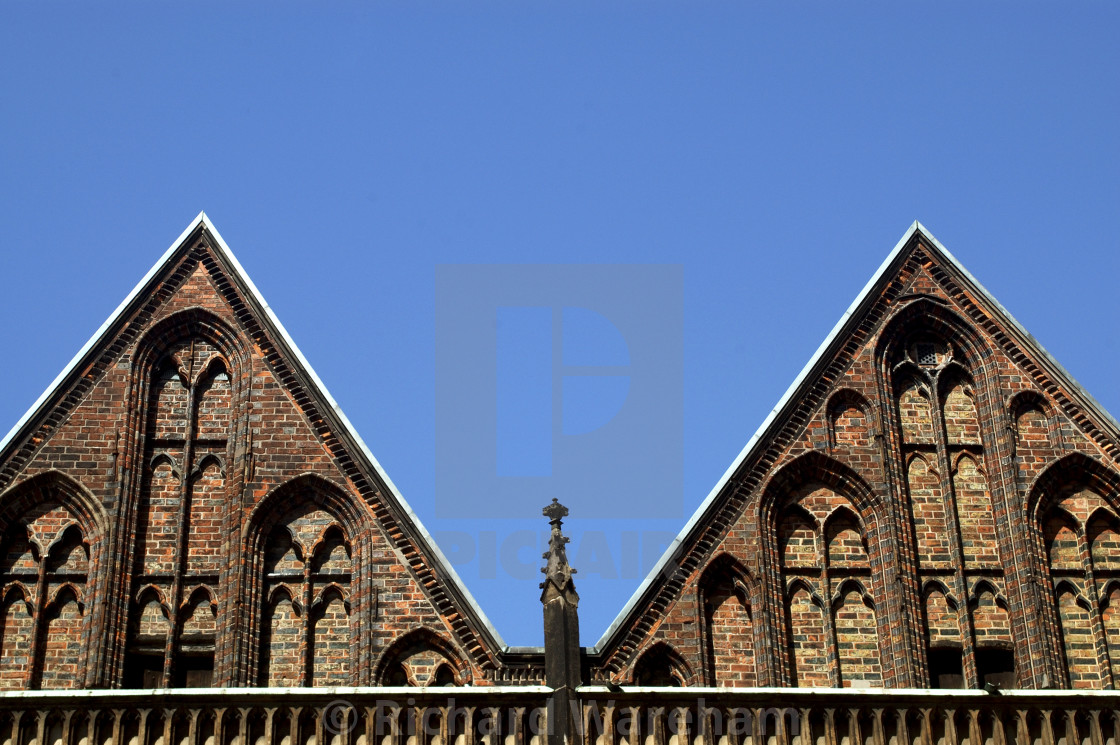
[0,472,105,690]
[698,556,756,686]
[922,581,963,688]
[1010,391,1056,451]
[123,312,247,688]
[765,456,886,688]
[256,506,354,687]
[831,579,880,686]
[631,642,691,687]
[827,390,872,451]
[373,628,467,687]
[244,474,375,687]
[0,586,33,689]
[1031,460,1120,689]
[785,583,828,687]
[879,313,1010,688]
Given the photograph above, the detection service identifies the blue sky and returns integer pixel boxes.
[2,3,1118,647]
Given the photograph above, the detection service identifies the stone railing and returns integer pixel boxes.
[1,687,1118,745]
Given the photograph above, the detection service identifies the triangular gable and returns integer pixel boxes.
[0,213,508,674]
[591,221,1120,667]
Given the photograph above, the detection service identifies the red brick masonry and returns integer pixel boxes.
[1,220,1117,691]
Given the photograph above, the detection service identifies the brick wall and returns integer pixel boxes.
[598,235,1120,691]
[0,228,503,689]
[1,223,1116,692]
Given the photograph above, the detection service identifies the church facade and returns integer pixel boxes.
[1,215,1119,745]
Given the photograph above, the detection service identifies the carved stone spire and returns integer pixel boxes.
[540,498,578,600]
[540,498,581,743]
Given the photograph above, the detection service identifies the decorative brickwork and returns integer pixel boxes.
[0,217,511,690]
[1,217,1117,694]
[591,227,1120,691]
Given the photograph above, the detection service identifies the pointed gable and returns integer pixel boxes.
[0,214,506,688]
[591,223,1120,689]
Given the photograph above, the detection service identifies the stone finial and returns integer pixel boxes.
[540,498,577,595]
[543,497,569,524]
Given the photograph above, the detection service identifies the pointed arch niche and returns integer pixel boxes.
[372,628,469,687]
[762,453,887,688]
[630,642,693,687]
[244,474,374,687]
[698,555,757,686]
[0,471,108,689]
[1030,455,1120,689]
[120,309,250,689]
[876,301,1013,688]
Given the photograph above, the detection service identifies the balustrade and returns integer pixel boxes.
[1,688,1117,745]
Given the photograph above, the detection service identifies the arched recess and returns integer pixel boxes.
[1009,391,1057,451]
[905,452,950,568]
[875,298,1019,688]
[115,307,251,689]
[1028,454,1120,689]
[831,579,882,687]
[630,642,694,687]
[372,627,469,687]
[784,581,828,688]
[967,579,1018,688]
[244,473,373,687]
[1052,581,1102,689]
[760,451,891,687]
[874,298,993,386]
[0,585,33,689]
[1027,453,1120,521]
[698,554,757,686]
[950,452,999,568]
[922,580,964,688]
[1101,581,1120,683]
[827,389,873,451]
[0,471,107,690]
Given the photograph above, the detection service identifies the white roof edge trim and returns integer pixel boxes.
[197,215,509,653]
[591,220,1119,654]
[0,214,509,654]
[0,212,208,455]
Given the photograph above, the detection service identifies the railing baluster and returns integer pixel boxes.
[287,707,302,745]
[84,710,98,745]
[237,709,251,745]
[109,710,124,745]
[264,707,276,745]
[623,705,641,745]
[1087,711,1103,745]
[945,707,960,745]
[36,708,49,745]
[61,708,75,745]
[872,708,885,745]
[1061,710,1077,745]
[969,709,983,745]
[214,708,228,745]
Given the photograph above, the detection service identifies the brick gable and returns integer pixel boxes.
[592,225,1120,690]
[0,216,507,689]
